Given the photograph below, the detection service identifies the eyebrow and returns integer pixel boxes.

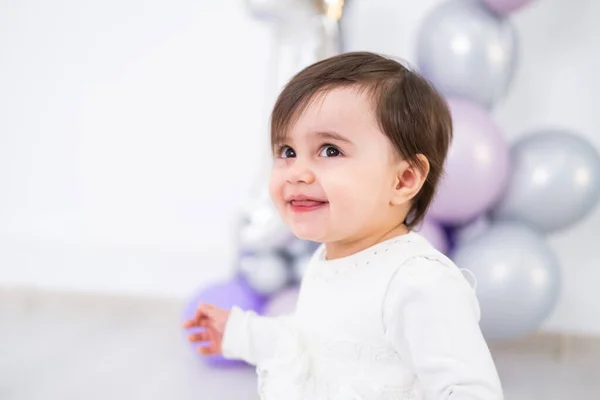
[273,130,353,149]
[313,130,353,144]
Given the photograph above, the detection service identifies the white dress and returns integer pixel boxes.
[222,232,503,400]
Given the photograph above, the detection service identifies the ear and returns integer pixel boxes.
[391,154,430,206]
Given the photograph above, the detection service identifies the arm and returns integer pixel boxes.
[221,306,295,366]
[384,259,503,400]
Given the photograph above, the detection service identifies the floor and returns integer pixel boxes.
[2,287,599,400]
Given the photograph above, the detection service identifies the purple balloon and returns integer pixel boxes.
[263,286,300,317]
[480,0,537,15]
[415,219,450,254]
[182,277,264,367]
[429,98,510,225]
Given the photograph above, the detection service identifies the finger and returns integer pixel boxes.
[183,313,211,329]
[182,319,196,329]
[196,303,218,320]
[198,302,214,311]
[192,305,209,323]
[207,325,222,340]
[183,318,203,329]
[198,345,219,356]
[207,326,223,354]
[187,331,210,343]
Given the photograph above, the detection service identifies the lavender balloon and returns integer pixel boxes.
[415,219,450,254]
[480,0,537,15]
[182,278,264,367]
[429,98,510,225]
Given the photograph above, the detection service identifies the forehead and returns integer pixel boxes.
[290,86,378,137]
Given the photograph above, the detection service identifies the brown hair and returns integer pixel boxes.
[270,51,452,229]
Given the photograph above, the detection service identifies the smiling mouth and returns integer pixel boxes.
[289,199,328,213]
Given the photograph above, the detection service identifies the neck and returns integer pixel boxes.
[324,223,409,260]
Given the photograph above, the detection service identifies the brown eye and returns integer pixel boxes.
[319,145,342,157]
[279,146,296,159]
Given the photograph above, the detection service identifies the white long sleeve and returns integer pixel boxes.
[383,258,504,400]
[221,306,295,366]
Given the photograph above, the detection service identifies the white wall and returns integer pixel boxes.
[0,0,274,297]
[1,0,599,334]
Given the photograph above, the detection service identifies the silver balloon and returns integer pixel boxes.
[237,185,295,252]
[285,237,319,258]
[492,130,600,233]
[292,253,313,282]
[269,14,342,96]
[239,252,291,295]
[416,0,517,108]
[247,0,344,103]
[452,221,560,340]
[238,0,344,254]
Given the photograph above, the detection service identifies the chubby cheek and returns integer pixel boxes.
[268,169,286,213]
[325,169,388,224]
[321,175,360,217]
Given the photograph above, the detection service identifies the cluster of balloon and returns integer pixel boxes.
[417,0,600,340]
[182,0,345,366]
[182,0,600,362]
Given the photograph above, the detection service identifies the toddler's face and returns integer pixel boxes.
[269,87,401,244]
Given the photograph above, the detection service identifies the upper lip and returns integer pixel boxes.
[286,194,328,203]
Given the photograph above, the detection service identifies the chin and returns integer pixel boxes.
[290,225,326,243]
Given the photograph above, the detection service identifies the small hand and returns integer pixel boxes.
[183,303,230,356]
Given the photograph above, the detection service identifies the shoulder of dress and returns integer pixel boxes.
[384,238,475,291]
[382,252,481,321]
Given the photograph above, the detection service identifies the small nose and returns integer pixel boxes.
[286,158,315,184]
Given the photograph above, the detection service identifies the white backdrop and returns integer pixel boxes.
[1,0,599,335]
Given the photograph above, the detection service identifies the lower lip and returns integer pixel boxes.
[289,202,328,213]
